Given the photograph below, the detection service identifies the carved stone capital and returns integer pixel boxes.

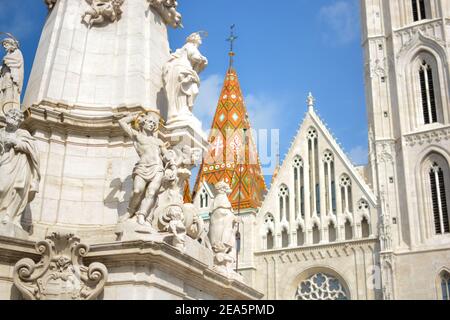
[149,0,182,28]
[13,233,108,300]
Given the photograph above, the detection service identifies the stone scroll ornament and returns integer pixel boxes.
[209,181,243,281]
[82,0,125,28]
[13,233,108,300]
[148,0,182,28]
[0,33,24,116]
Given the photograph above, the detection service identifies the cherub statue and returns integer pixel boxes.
[0,36,23,116]
[118,112,170,228]
[82,0,124,28]
[159,205,186,250]
[0,109,40,229]
[163,32,208,123]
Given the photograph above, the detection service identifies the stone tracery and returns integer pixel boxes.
[296,273,348,300]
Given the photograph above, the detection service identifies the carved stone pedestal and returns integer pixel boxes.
[161,118,209,152]
[0,223,29,240]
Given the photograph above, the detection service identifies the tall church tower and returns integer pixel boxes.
[192,30,267,283]
[361,0,450,299]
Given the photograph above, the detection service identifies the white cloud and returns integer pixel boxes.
[318,0,359,46]
[195,74,223,130]
[245,94,282,131]
[348,145,368,165]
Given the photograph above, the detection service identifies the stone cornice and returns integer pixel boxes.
[255,238,379,262]
[0,236,41,264]
[87,240,263,300]
[403,125,450,147]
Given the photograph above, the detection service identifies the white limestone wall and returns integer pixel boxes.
[24,0,170,114]
[26,127,137,236]
[253,240,380,300]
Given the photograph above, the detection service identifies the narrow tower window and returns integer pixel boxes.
[419,61,438,124]
[412,0,427,22]
[200,189,209,209]
[430,163,450,235]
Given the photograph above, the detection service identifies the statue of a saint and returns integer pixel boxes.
[163,32,208,123]
[0,109,40,228]
[209,181,242,279]
[119,112,170,228]
[0,37,24,116]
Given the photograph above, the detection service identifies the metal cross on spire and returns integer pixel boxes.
[226,24,238,68]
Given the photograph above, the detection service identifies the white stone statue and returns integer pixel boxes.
[118,112,170,230]
[209,181,243,280]
[0,109,40,229]
[148,0,182,28]
[82,0,124,28]
[0,37,24,116]
[163,32,208,124]
[159,204,186,250]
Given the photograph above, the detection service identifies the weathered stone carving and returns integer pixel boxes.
[82,0,124,28]
[163,32,208,125]
[0,35,24,116]
[209,181,243,280]
[148,0,182,28]
[117,112,206,249]
[44,0,58,10]
[0,109,40,231]
[118,112,169,232]
[13,233,108,300]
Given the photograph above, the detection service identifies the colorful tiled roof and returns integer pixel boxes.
[193,67,267,210]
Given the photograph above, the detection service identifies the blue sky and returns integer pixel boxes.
[1,0,368,182]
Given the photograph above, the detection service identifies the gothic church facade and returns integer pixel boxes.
[194,0,450,300]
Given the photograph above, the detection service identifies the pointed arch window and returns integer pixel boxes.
[279,185,290,222]
[412,0,427,22]
[264,214,275,250]
[297,226,305,246]
[200,188,209,209]
[323,150,337,215]
[419,60,438,125]
[307,128,320,216]
[440,271,450,301]
[293,157,305,219]
[340,175,353,213]
[429,163,450,235]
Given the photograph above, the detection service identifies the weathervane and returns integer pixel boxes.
[226,24,238,67]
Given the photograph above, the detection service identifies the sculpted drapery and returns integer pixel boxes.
[163,32,208,123]
[0,38,24,115]
[0,110,40,228]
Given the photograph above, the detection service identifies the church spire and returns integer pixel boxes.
[226,24,238,69]
[193,32,267,210]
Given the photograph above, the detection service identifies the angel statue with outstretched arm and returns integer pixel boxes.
[118,112,171,227]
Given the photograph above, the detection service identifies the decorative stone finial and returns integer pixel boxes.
[13,233,108,300]
[307,92,315,110]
